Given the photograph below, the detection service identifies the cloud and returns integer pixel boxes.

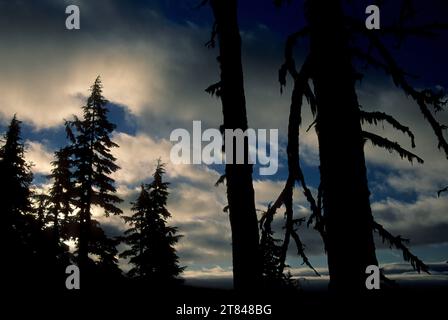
[372,195,448,246]
[289,262,448,282]
[108,131,326,268]
[25,140,54,175]
[0,36,168,129]
[381,261,448,275]
[111,132,172,185]
[183,262,448,290]
[359,87,448,194]
[183,266,233,279]
[0,0,221,132]
[0,0,294,141]
[167,180,232,266]
[106,131,232,266]
[183,266,234,289]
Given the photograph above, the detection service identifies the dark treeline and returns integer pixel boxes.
[0,76,290,293]
[1,77,183,291]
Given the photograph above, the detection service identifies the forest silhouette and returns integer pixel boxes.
[1,0,447,313]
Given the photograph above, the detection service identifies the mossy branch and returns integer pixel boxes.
[373,221,429,274]
[360,110,416,147]
[363,131,424,164]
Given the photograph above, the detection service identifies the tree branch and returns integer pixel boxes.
[363,31,448,158]
[360,110,416,147]
[363,131,424,164]
[373,221,429,274]
[437,186,448,197]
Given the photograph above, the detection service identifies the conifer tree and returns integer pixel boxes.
[120,185,150,279]
[0,115,33,219]
[0,115,36,287]
[260,217,286,286]
[32,193,49,228]
[47,147,74,242]
[65,76,123,275]
[89,219,122,279]
[120,161,184,284]
[31,191,71,287]
[45,147,74,267]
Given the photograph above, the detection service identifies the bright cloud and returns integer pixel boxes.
[26,140,54,175]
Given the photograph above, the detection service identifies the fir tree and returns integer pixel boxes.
[32,193,49,229]
[0,115,37,287]
[120,161,184,284]
[260,207,309,289]
[0,115,33,218]
[260,221,286,286]
[45,147,75,268]
[47,147,74,242]
[31,191,71,287]
[65,76,123,275]
[89,219,122,279]
[121,185,150,279]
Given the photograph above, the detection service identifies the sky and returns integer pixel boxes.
[0,0,447,282]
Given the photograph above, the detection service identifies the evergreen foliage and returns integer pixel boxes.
[120,161,184,284]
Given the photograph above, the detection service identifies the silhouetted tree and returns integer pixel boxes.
[120,185,150,279]
[206,0,262,290]
[33,193,50,229]
[304,0,379,291]
[31,191,71,287]
[65,76,123,277]
[0,115,33,220]
[268,0,446,290]
[120,161,184,284]
[0,115,37,287]
[45,147,75,268]
[89,219,122,280]
[47,147,74,242]
[260,206,296,287]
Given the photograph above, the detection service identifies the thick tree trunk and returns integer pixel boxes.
[306,0,378,290]
[210,0,262,290]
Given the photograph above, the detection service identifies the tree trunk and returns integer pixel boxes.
[78,205,91,271]
[306,0,378,291]
[210,0,262,290]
